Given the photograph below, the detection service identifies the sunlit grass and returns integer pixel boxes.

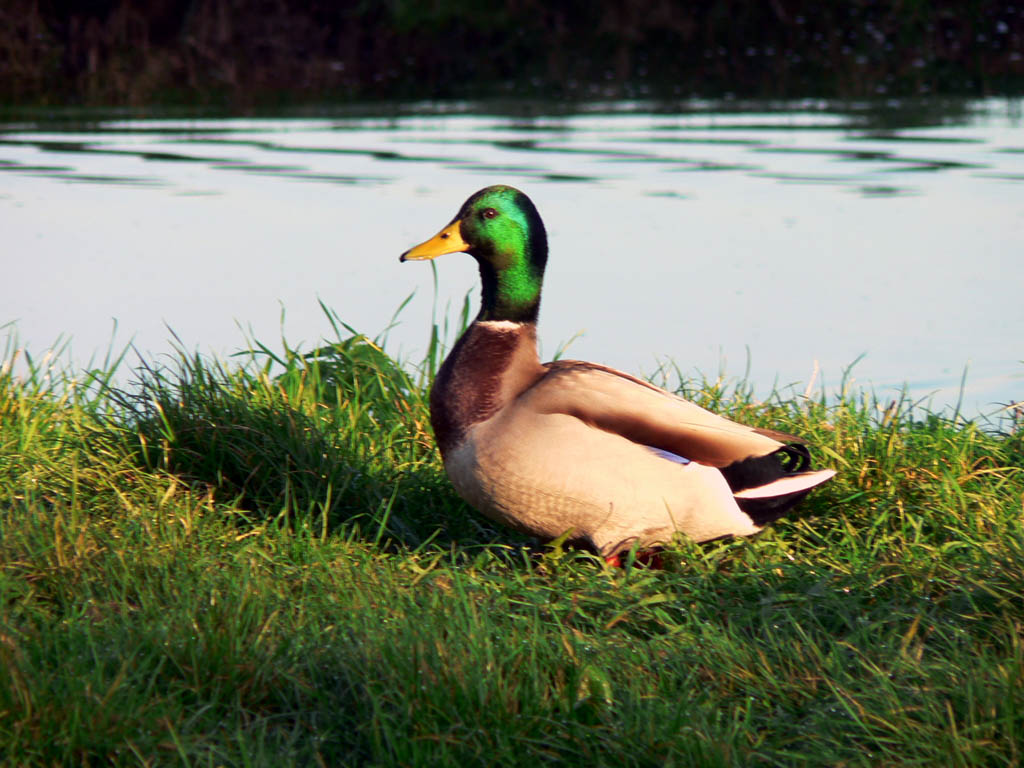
[1,310,1022,766]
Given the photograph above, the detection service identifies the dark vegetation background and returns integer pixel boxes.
[2,0,1023,107]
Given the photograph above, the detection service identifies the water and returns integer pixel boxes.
[2,100,1021,418]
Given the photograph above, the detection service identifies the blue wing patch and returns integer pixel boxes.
[646,446,691,465]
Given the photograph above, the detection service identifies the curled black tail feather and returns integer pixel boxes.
[720,443,816,526]
[719,443,810,492]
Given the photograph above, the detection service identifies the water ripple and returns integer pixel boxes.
[1,98,1020,416]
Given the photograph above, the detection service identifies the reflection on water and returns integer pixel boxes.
[1,99,1021,418]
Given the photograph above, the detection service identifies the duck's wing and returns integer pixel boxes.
[525,360,796,467]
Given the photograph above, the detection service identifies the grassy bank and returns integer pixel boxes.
[1,315,1022,766]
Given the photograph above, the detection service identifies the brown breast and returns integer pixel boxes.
[429,321,544,456]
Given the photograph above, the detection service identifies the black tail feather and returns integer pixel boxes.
[720,444,817,526]
[735,488,814,526]
[719,443,810,493]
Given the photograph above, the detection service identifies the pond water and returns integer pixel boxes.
[2,99,1022,419]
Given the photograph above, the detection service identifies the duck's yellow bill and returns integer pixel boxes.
[399,220,469,262]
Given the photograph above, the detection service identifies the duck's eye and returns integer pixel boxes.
[481,208,498,220]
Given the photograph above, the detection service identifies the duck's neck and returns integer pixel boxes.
[477,260,543,323]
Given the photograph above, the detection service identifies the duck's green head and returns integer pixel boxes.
[400,185,548,323]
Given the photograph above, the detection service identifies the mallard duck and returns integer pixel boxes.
[401,185,834,562]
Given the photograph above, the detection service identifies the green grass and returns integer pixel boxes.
[1,311,1022,767]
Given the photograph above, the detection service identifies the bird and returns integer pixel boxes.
[400,185,835,564]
